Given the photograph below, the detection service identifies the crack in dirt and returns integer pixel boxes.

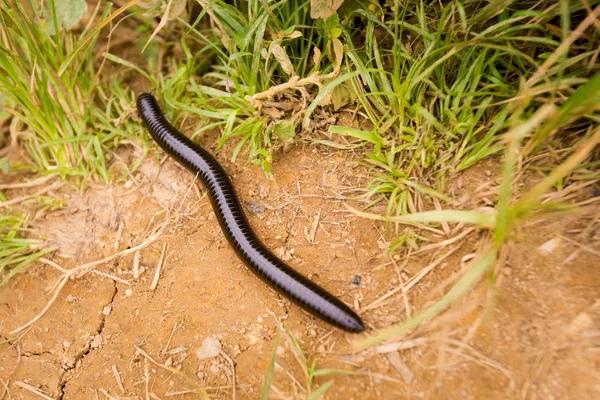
[20,350,52,357]
[57,279,118,400]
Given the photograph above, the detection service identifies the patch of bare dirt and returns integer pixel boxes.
[1,142,599,400]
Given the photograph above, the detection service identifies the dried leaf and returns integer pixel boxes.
[42,0,87,35]
[138,0,161,10]
[332,38,344,69]
[317,91,332,107]
[142,0,175,52]
[169,0,188,21]
[313,47,322,70]
[269,42,295,76]
[331,82,356,110]
[263,107,284,119]
[537,237,561,254]
[385,352,414,384]
[310,0,345,19]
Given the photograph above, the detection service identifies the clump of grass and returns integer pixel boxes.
[147,1,599,218]
[353,2,600,347]
[152,0,344,174]
[328,0,600,216]
[0,211,55,286]
[0,0,141,180]
[0,0,146,287]
[355,101,600,349]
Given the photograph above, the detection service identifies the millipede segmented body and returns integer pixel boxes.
[136,93,365,333]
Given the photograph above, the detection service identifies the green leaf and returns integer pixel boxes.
[307,379,335,400]
[345,206,496,226]
[329,126,381,145]
[260,330,280,400]
[0,158,9,174]
[43,0,88,35]
[311,0,344,19]
[273,122,295,141]
[0,92,9,120]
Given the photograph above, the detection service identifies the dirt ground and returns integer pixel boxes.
[1,136,599,399]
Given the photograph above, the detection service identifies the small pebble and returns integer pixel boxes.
[245,200,265,215]
[124,289,133,297]
[351,275,362,287]
[90,335,102,349]
[210,363,219,374]
[103,305,112,316]
[537,238,561,255]
[196,338,221,360]
[63,341,71,349]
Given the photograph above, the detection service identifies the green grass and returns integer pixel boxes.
[0,0,142,180]
[261,325,355,399]
[130,0,600,217]
[0,211,55,286]
[165,0,338,174]
[0,0,147,285]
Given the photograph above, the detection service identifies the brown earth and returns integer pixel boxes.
[1,140,599,400]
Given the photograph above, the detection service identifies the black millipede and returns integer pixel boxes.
[136,93,365,333]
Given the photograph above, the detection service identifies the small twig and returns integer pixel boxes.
[133,251,141,279]
[558,234,600,257]
[0,175,56,189]
[97,388,118,400]
[13,381,54,400]
[443,339,515,388]
[91,270,131,285]
[220,350,236,400]
[0,378,9,400]
[10,215,169,334]
[114,220,124,252]
[10,275,69,334]
[134,346,208,399]
[0,181,63,208]
[306,210,321,244]
[112,365,125,394]
[414,227,475,254]
[166,384,251,395]
[376,337,429,353]
[38,257,68,273]
[363,246,459,311]
[161,322,178,355]
[0,342,22,400]
[144,358,150,400]
[150,243,167,291]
